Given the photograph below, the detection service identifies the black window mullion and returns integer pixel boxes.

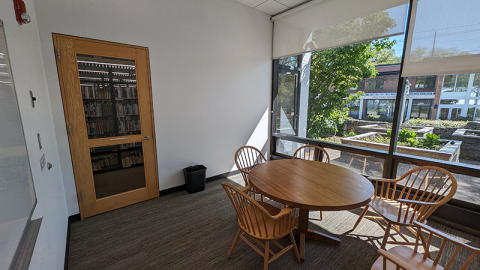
[384,0,415,179]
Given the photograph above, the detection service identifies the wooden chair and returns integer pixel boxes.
[353,166,457,249]
[347,154,384,175]
[292,145,330,163]
[371,221,480,270]
[292,145,330,220]
[222,182,301,270]
[235,146,267,186]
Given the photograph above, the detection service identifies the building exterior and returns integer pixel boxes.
[347,64,480,122]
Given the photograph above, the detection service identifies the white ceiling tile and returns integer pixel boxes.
[274,0,310,8]
[255,0,289,15]
[235,0,268,8]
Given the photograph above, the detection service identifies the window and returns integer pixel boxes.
[439,108,449,120]
[352,80,365,90]
[368,79,384,90]
[347,101,360,119]
[472,73,480,97]
[279,56,298,67]
[409,99,432,119]
[366,99,395,121]
[451,108,462,119]
[442,74,469,92]
[442,75,456,91]
[467,107,475,120]
[475,108,480,121]
[415,76,436,88]
[440,99,464,105]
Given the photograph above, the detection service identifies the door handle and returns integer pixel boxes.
[143,136,150,140]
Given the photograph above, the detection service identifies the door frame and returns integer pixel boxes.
[53,34,159,219]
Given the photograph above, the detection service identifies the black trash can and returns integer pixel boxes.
[183,165,207,193]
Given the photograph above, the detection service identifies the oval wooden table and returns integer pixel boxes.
[249,159,374,261]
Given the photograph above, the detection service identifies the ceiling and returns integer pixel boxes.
[235,0,311,15]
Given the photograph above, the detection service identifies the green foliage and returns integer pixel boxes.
[306,11,397,139]
[367,115,381,121]
[371,47,401,65]
[398,129,417,143]
[421,133,441,149]
[343,131,357,137]
[360,131,443,150]
[405,118,468,128]
[451,116,471,121]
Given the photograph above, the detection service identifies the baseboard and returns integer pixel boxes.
[206,169,240,183]
[159,170,240,196]
[65,214,81,270]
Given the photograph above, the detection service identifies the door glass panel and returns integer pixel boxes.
[77,54,140,139]
[451,108,462,119]
[91,142,145,199]
[276,73,297,135]
[439,108,449,120]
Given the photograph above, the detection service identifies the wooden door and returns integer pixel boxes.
[53,34,158,219]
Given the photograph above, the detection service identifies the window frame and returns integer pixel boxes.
[269,1,480,231]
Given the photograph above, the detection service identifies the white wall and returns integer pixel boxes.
[0,0,68,269]
[34,0,273,216]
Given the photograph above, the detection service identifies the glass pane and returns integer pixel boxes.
[274,139,384,177]
[451,108,462,119]
[275,139,305,157]
[475,108,480,121]
[455,73,469,92]
[442,75,455,92]
[279,56,298,67]
[472,73,480,97]
[324,148,384,177]
[410,99,431,119]
[439,108,449,119]
[77,54,140,139]
[0,24,36,268]
[91,142,145,199]
[397,163,480,206]
[276,73,297,135]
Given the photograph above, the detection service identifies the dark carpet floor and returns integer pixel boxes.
[68,174,480,270]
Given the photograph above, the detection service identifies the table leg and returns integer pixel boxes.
[293,208,341,261]
[300,232,305,262]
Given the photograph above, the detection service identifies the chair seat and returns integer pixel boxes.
[370,197,420,225]
[371,246,444,270]
[238,203,296,240]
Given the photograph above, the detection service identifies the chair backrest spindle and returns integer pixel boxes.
[292,145,330,163]
[234,146,267,186]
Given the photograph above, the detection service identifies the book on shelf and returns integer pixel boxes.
[82,85,112,100]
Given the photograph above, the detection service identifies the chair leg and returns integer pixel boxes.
[228,228,242,258]
[348,156,354,168]
[289,232,301,263]
[319,211,323,221]
[381,222,392,249]
[353,205,369,230]
[362,158,367,175]
[264,241,270,270]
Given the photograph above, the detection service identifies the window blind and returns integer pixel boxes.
[272,0,409,59]
[402,0,480,77]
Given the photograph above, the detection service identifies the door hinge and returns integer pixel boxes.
[56,47,60,60]
[78,192,82,202]
[68,125,72,136]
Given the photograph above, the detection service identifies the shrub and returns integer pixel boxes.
[398,129,417,143]
[343,131,357,137]
[367,115,381,121]
[405,118,468,128]
[421,133,441,149]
